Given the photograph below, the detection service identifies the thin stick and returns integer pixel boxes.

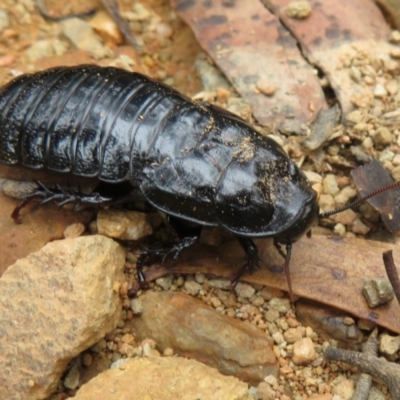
[382,250,400,305]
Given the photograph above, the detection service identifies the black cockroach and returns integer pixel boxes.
[0,65,396,298]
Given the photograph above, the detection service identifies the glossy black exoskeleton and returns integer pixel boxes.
[0,65,319,295]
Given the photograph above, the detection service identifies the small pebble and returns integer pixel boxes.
[272,331,285,345]
[390,30,400,43]
[390,47,400,59]
[184,280,202,296]
[351,218,370,235]
[333,186,357,208]
[373,83,388,98]
[303,170,322,184]
[207,278,231,289]
[285,1,312,19]
[391,164,400,181]
[386,79,399,95]
[257,382,276,400]
[368,386,387,400]
[216,88,231,102]
[349,66,361,82]
[362,278,394,307]
[163,347,174,356]
[371,127,392,146]
[234,282,256,298]
[63,365,80,390]
[268,298,291,314]
[384,59,399,74]
[346,110,362,124]
[64,223,85,238]
[322,174,340,196]
[264,374,278,387]
[251,296,265,307]
[155,275,173,290]
[292,337,316,365]
[90,10,124,45]
[379,333,400,355]
[265,309,280,322]
[392,154,400,166]
[130,298,144,315]
[319,194,336,213]
[156,22,174,38]
[332,379,354,400]
[333,209,357,225]
[283,328,303,343]
[343,317,354,326]
[333,223,346,236]
[81,352,93,367]
[194,273,205,284]
[210,296,222,308]
[257,80,276,96]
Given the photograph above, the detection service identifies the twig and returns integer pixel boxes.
[100,0,141,51]
[382,250,400,305]
[325,328,400,399]
[352,329,378,400]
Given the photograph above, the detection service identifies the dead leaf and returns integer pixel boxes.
[171,0,327,134]
[351,159,400,234]
[140,235,400,334]
[265,0,394,120]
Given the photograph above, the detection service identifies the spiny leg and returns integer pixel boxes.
[232,237,259,287]
[136,215,201,286]
[11,180,113,223]
[136,236,198,287]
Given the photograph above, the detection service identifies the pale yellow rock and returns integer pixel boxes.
[127,291,278,384]
[97,209,154,240]
[332,378,355,400]
[74,357,252,400]
[0,235,125,399]
[61,18,113,59]
[90,10,124,45]
[292,337,316,365]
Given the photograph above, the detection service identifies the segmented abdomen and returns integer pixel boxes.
[0,65,213,183]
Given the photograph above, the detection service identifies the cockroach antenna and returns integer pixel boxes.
[319,180,400,219]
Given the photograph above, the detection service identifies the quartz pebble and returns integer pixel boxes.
[322,174,340,196]
[285,1,312,19]
[235,282,256,298]
[155,275,173,291]
[332,379,354,400]
[268,298,291,314]
[64,223,85,238]
[292,337,316,365]
[184,280,202,295]
[371,127,392,146]
[283,328,303,343]
[379,333,400,355]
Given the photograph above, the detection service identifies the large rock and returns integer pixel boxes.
[0,235,126,399]
[74,356,252,400]
[128,291,278,384]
